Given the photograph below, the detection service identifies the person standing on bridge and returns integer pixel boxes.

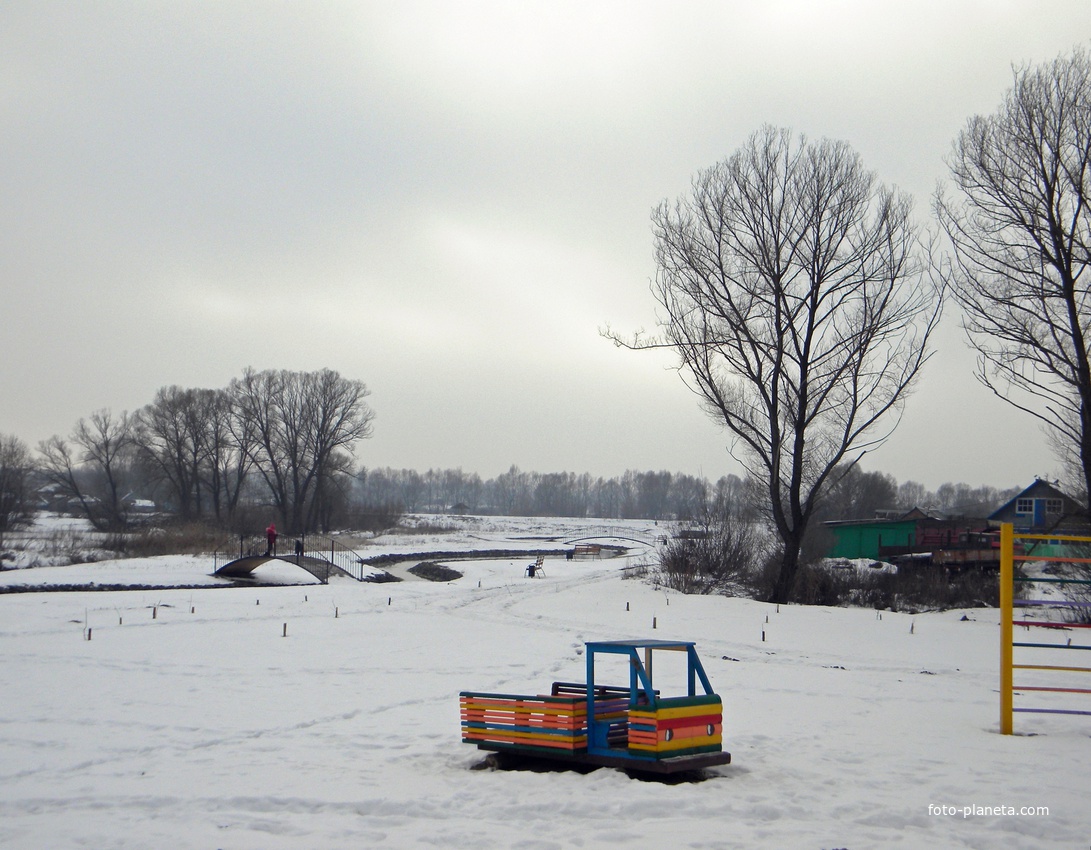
[265,522,277,557]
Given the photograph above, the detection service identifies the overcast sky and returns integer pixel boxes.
[3,2,1089,491]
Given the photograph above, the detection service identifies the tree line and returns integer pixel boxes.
[359,463,1023,525]
[1,387,1025,552]
[357,466,731,520]
[1,367,373,538]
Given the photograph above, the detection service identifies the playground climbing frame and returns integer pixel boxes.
[999,522,1091,734]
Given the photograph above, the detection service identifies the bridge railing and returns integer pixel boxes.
[212,536,264,574]
[296,534,370,582]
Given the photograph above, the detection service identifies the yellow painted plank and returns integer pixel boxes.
[630,703,722,722]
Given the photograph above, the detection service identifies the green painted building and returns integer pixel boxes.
[825,519,918,560]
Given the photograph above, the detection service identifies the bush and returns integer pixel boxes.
[117,522,231,558]
[341,501,406,534]
[656,515,765,595]
[1039,559,1091,624]
[408,561,463,582]
[887,568,999,611]
[786,561,998,611]
[663,531,1001,611]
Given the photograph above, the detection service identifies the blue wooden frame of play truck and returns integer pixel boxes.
[583,639,717,758]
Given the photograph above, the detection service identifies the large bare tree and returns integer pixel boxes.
[614,126,941,602]
[38,410,134,532]
[204,387,253,525]
[936,47,1091,506]
[0,433,33,550]
[133,386,206,521]
[231,368,375,533]
[132,386,252,525]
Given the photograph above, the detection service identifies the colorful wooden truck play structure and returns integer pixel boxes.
[459,639,731,774]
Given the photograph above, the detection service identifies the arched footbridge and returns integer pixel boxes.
[214,534,370,584]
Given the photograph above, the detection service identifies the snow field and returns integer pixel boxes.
[0,525,1088,848]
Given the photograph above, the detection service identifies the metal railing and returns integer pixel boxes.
[295,533,370,582]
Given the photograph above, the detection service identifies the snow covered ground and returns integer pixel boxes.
[0,516,1087,848]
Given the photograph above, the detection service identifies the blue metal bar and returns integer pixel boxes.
[1013,708,1091,716]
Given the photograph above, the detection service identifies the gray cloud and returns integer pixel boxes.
[2,2,1086,488]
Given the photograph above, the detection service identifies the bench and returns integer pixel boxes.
[572,544,601,560]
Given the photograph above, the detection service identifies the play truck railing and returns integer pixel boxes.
[459,683,633,753]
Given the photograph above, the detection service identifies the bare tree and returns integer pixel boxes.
[205,387,253,525]
[0,434,33,550]
[668,473,710,522]
[38,410,134,532]
[611,126,942,602]
[492,465,535,516]
[133,386,205,521]
[133,385,253,526]
[657,483,766,596]
[819,465,899,521]
[897,479,929,511]
[309,448,356,530]
[936,47,1091,512]
[232,368,375,533]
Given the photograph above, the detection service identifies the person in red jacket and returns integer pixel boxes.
[265,522,277,557]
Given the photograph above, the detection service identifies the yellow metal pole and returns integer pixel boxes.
[1000,522,1014,735]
